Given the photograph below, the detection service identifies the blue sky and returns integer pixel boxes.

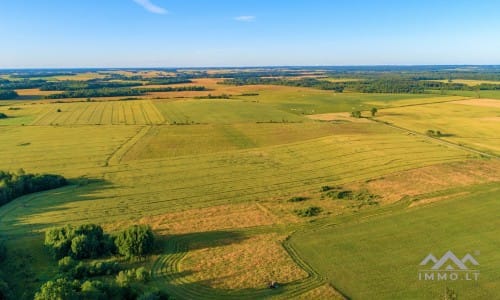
[1,0,500,68]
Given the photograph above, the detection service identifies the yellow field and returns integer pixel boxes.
[28,100,164,125]
[375,98,500,155]
[431,79,500,86]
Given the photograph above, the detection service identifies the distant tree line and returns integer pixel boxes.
[40,80,141,91]
[0,79,46,90]
[144,77,192,85]
[222,76,500,94]
[45,85,208,99]
[0,170,67,206]
[0,90,18,100]
[222,77,345,92]
[45,88,144,99]
[136,86,207,93]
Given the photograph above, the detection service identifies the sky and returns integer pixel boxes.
[1,0,500,68]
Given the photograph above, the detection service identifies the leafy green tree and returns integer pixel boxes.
[351,111,362,118]
[34,278,79,300]
[114,225,155,258]
[370,107,378,116]
[80,280,107,300]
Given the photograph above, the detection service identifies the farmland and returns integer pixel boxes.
[0,67,499,299]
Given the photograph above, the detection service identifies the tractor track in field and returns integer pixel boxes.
[104,125,151,166]
[150,230,330,300]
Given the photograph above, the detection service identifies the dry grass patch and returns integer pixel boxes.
[107,203,281,235]
[306,112,371,123]
[346,159,500,204]
[452,98,500,108]
[180,233,308,290]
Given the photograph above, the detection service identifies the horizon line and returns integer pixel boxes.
[1,64,500,71]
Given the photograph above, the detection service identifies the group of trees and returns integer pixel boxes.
[44,85,207,99]
[34,277,169,300]
[45,224,115,260]
[0,90,18,100]
[0,170,67,207]
[222,75,500,94]
[37,224,159,300]
[222,77,345,92]
[40,81,139,91]
[45,224,155,260]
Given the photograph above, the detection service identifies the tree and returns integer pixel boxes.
[114,225,155,258]
[34,278,79,300]
[351,111,361,118]
[370,107,378,116]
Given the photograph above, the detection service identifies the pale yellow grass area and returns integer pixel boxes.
[431,79,500,86]
[15,88,64,96]
[346,160,500,204]
[452,98,500,108]
[180,233,308,290]
[295,284,346,300]
[106,203,281,235]
[366,95,468,108]
[306,112,371,123]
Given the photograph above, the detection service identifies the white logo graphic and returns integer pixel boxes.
[418,250,480,281]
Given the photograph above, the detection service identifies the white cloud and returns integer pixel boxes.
[234,16,256,22]
[133,0,168,14]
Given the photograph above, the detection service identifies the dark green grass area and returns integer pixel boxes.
[290,183,500,299]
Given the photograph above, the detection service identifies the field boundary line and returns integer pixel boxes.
[105,126,151,166]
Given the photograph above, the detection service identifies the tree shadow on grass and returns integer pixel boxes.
[0,177,116,238]
[157,230,249,254]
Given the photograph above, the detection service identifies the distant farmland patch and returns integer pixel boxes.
[31,100,164,125]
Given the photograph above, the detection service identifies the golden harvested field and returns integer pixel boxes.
[180,234,308,290]
[430,79,500,86]
[375,99,500,155]
[29,100,164,125]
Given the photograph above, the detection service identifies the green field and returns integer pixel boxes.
[291,183,500,299]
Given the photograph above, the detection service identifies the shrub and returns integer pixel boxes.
[114,225,155,258]
[34,278,80,300]
[288,196,308,202]
[45,224,114,259]
[294,206,322,217]
[58,256,77,272]
[135,267,151,282]
[0,113,7,119]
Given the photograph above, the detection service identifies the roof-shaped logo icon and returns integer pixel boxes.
[420,251,479,270]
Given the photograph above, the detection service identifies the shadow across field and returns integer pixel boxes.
[158,230,249,254]
[0,178,115,237]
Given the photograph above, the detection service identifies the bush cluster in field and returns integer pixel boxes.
[321,186,379,208]
[34,224,163,300]
[294,206,322,217]
[45,224,155,260]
